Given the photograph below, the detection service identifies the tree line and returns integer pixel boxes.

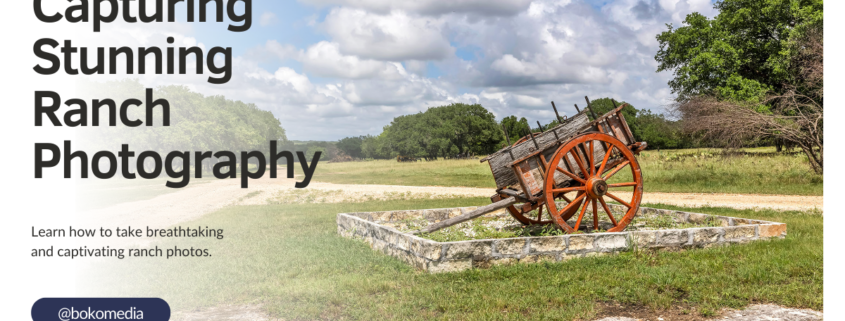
[335,99,697,161]
[80,79,289,172]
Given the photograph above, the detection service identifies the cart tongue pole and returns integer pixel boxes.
[410,197,517,235]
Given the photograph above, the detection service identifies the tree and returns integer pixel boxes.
[656,0,823,173]
[78,79,289,173]
[380,103,503,159]
[500,116,530,146]
[655,0,823,102]
[361,133,394,159]
[635,109,689,150]
[336,136,365,159]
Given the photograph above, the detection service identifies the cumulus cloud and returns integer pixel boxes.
[321,8,454,61]
[73,0,722,140]
[299,42,409,79]
[300,0,533,16]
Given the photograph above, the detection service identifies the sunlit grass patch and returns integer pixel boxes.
[79,198,822,320]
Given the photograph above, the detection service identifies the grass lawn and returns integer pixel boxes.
[79,198,822,320]
[307,147,822,195]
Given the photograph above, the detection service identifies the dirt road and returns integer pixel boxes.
[79,176,822,229]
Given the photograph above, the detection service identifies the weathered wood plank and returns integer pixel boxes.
[410,197,517,235]
[483,112,591,189]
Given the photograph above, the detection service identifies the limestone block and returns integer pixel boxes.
[567,235,595,251]
[657,230,688,247]
[394,234,410,251]
[724,226,756,240]
[759,224,787,238]
[413,240,443,261]
[428,259,472,273]
[521,254,556,263]
[629,231,656,248]
[688,213,708,224]
[423,209,450,222]
[445,241,493,259]
[494,238,526,256]
[369,211,392,222]
[529,236,566,253]
[693,228,723,245]
[595,234,628,251]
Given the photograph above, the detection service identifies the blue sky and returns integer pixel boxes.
[97,0,720,141]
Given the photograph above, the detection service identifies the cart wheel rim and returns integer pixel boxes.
[502,187,584,225]
[513,132,541,147]
[504,202,553,225]
[543,133,643,233]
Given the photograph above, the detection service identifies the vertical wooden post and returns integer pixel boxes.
[583,96,599,120]
[551,101,565,123]
[501,124,515,160]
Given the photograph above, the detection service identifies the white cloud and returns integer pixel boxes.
[300,0,533,16]
[259,12,279,26]
[73,0,725,140]
[299,41,408,79]
[321,8,454,61]
[404,60,428,76]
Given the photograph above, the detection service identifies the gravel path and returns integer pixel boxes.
[596,304,823,321]
[172,303,822,321]
[80,177,822,229]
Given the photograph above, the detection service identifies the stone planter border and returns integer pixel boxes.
[336,204,786,273]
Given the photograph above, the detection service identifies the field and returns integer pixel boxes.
[309,147,822,195]
[80,198,822,320]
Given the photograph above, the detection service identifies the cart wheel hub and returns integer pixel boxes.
[587,178,608,198]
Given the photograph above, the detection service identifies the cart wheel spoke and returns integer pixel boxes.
[603,160,630,181]
[592,198,599,230]
[537,203,544,221]
[598,196,618,226]
[556,193,586,217]
[605,192,632,208]
[556,166,587,184]
[570,150,589,179]
[551,186,585,193]
[607,182,638,188]
[588,140,595,176]
[573,195,591,231]
[597,145,615,175]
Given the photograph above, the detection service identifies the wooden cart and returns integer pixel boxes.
[414,97,646,235]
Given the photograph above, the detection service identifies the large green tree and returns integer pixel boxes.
[372,103,502,160]
[655,0,822,102]
[656,0,823,173]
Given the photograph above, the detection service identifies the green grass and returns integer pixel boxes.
[308,158,495,187]
[79,198,822,320]
[611,148,822,195]
[307,147,822,195]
